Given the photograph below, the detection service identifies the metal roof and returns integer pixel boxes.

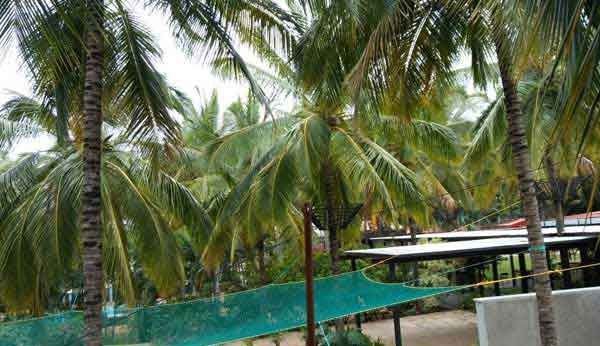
[369,225,600,242]
[345,236,595,263]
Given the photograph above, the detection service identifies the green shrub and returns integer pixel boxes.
[317,329,383,346]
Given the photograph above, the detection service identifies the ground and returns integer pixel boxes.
[226,310,477,346]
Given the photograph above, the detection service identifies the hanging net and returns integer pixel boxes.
[0,271,459,346]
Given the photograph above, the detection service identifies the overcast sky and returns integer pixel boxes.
[0,5,491,157]
[0,6,258,156]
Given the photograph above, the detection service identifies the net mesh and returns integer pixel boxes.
[0,271,458,346]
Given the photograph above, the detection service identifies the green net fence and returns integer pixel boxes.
[0,271,459,346]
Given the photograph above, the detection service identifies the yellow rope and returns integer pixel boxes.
[455,200,521,232]
[464,261,600,289]
[362,256,398,271]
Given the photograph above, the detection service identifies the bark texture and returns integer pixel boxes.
[323,159,340,274]
[82,1,105,346]
[323,159,345,335]
[495,40,558,346]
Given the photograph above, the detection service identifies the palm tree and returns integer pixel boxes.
[464,67,598,229]
[178,90,285,286]
[3,0,293,343]
[492,30,558,346]
[343,0,562,343]
[0,90,211,314]
[81,1,105,344]
[206,97,425,273]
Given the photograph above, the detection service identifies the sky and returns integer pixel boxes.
[0,6,256,156]
[0,5,491,157]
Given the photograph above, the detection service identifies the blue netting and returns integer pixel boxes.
[0,271,459,346]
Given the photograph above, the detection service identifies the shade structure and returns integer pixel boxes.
[0,271,457,346]
[369,225,600,242]
[347,236,595,262]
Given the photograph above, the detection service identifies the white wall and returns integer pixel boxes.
[475,287,600,346]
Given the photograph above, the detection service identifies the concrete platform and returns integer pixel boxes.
[226,310,477,346]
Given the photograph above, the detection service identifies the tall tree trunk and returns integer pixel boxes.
[544,150,565,234]
[82,1,105,346]
[495,40,558,346]
[323,160,340,274]
[323,159,344,334]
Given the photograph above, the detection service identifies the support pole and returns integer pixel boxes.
[547,251,556,290]
[351,259,362,330]
[303,204,316,346]
[559,248,572,289]
[388,263,402,346]
[509,255,517,287]
[579,246,592,286]
[492,258,501,296]
[518,253,529,293]
[477,264,485,297]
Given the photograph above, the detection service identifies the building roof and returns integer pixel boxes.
[345,236,595,263]
[495,212,600,228]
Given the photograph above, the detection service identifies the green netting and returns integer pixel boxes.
[0,271,459,346]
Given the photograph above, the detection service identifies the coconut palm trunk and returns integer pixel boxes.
[323,159,345,334]
[544,150,565,234]
[81,1,105,346]
[495,40,558,346]
[323,159,340,273]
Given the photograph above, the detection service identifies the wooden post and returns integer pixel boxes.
[351,259,362,330]
[518,253,529,293]
[579,246,592,286]
[303,204,316,346]
[559,248,572,289]
[367,239,374,248]
[388,263,402,346]
[492,259,501,296]
[509,255,517,287]
[546,251,555,290]
[477,264,485,297]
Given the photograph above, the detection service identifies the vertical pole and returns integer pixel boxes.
[351,259,362,330]
[303,204,316,346]
[492,258,501,296]
[518,253,529,293]
[137,308,147,343]
[579,246,592,286]
[559,248,572,289]
[509,255,517,287]
[546,251,555,290]
[388,263,402,346]
[477,264,485,297]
